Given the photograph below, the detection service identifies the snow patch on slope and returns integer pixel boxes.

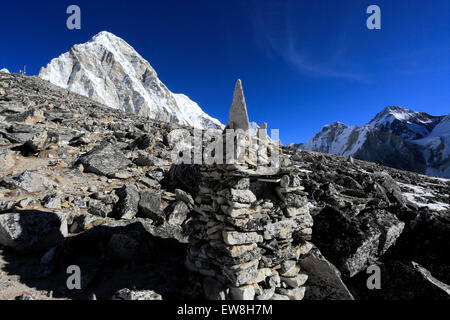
[172,93,223,129]
[398,182,449,211]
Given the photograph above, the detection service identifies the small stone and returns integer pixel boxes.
[0,200,15,213]
[146,168,165,182]
[285,206,309,217]
[138,191,164,223]
[222,231,263,245]
[297,241,313,257]
[228,189,256,204]
[16,197,35,209]
[223,259,259,287]
[24,130,48,152]
[167,201,190,226]
[281,272,308,288]
[139,177,160,189]
[281,264,301,278]
[70,213,105,232]
[230,285,255,300]
[134,151,169,167]
[281,260,297,274]
[42,192,62,209]
[77,143,131,176]
[88,200,110,218]
[245,268,273,285]
[175,189,195,207]
[271,293,290,300]
[276,287,305,300]
[268,273,281,288]
[255,287,275,300]
[112,288,162,300]
[16,293,33,300]
[280,175,290,188]
[73,197,88,209]
[114,184,140,220]
[112,171,134,179]
[225,243,257,258]
[0,148,15,171]
[229,178,250,190]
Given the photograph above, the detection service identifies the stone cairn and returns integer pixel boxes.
[185,80,314,300]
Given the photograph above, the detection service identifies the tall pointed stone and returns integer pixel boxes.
[227,79,250,131]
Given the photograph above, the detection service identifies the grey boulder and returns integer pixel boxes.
[0,210,68,251]
[312,206,405,277]
[112,288,162,300]
[138,191,164,223]
[114,184,140,220]
[2,171,57,193]
[299,245,354,300]
[77,143,131,176]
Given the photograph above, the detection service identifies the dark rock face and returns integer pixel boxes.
[355,130,427,174]
[387,210,450,285]
[299,245,354,300]
[77,143,132,176]
[312,207,405,277]
[348,261,450,300]
[163,164,202,193]
[107,233,141,262]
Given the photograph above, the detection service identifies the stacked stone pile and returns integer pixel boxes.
[185,163,314,300]
[184,80,314,300]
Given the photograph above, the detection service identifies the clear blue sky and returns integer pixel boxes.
[1,0,449,144]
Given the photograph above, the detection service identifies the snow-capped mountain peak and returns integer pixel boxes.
[368,106,443,140]
[301,121,370,157]
[39,31,223,129]
[296,106,449,178]
[370,106,418,124]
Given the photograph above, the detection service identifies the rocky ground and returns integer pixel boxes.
[0,72,449,300]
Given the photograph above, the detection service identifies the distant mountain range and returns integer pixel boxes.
[39,31,223,129]
[292,106,450,178]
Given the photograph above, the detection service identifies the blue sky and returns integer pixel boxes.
[1,0,449,144]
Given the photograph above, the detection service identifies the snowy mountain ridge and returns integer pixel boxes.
[295,106,450,178]
[39,31,223,129]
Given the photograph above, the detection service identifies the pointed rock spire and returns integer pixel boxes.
[227,79,250,131]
